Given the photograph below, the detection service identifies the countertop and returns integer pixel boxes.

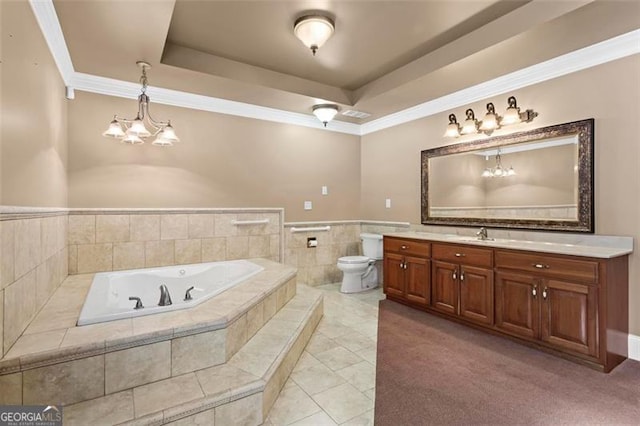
[383,232,633,259]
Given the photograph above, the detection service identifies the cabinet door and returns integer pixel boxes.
[405,256,430,306]
[431,261,458,315]
[495,271,539,340]
[541,279,598,357]
[459,266,494,325]
[384,253,406,298]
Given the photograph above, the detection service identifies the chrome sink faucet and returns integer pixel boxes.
[158,284,173,306]
[476,227,489,241]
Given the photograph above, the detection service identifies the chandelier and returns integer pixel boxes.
[481,148,516,178]
[102,61,180,146]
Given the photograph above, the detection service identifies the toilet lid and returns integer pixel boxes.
[338,256,370,264]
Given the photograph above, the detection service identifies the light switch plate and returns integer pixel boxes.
[385,198,391,208]
[304,201,313,210]
[322,186,328,195]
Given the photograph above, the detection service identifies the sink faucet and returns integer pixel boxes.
[476,227,489,241]
[158,284,172,306]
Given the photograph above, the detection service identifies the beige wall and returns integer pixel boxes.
[67,92,361,222]
[0,1,68,207]
[429,152,485,208]
[362,55,640,334]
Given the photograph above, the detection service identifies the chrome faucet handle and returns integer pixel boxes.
[184,286,195,301]
[129,296,144,309]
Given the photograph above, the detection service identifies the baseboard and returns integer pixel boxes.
[629,334,640,361]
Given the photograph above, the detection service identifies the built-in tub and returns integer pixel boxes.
[77,260,264,326]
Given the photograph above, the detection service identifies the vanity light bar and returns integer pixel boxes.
[444,96,538,138]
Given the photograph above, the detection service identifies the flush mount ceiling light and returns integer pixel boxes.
[294,15,335,56]
[102,61,180,146]
[312,104,339,127]
[444,96,538,138]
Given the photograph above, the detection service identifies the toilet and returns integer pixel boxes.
[337,233,384,293]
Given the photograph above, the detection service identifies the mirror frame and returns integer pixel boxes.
[421,118,594,233]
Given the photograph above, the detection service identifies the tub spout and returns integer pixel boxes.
[158,284,172,306]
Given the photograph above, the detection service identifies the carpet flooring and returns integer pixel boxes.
[374,299,640,425]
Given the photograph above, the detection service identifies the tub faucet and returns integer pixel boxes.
[476,227,489,241]
[158,284,172,306]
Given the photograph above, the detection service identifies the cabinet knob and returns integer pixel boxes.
[455,253,465,257]
[452,270,457,280]
[542,287,548,299]
[532,263,549,269]
[460,271,465,281]
[401,245,408,250]
[532,285,537,297]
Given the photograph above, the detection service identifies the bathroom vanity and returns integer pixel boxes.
[383,232,631,372]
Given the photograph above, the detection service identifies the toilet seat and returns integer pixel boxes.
[338,256,371,264]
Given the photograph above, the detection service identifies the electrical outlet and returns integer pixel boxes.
[322,186,328,195]
[304,201,312,210]
[385,198,391,208]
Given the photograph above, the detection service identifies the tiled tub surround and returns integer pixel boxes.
[68,209,283,274]
[0,213,68,357]
[0,258,298,408]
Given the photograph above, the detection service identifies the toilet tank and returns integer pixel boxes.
[361,233,383,260]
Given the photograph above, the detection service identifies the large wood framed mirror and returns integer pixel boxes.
[421,119,594,232]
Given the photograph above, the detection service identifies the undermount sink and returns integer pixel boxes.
[444,235,496,243]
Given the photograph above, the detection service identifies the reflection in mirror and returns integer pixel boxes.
[422,119,594,232]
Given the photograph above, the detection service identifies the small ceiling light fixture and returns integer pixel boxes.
[312,104,339,127]
[445,96,538,138]
[103,61,180,146]
[294,15,335,56]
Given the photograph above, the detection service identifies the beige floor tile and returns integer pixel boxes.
[314,320,353,339]
[335,361,376,393]
[64,390,134,426]
[304,333,340,356]
[341,409,374,426]
[289,410,338,426]
[5,329,66,358]
[266,382,321,425]
[290,362,346,396]
[133,373,204,418]
[311,383,373,424]
[363,388,375,401]
[196,363,259,397]
[292,351,323,373]
[354,347,377,366]
[314,347,363,372]
[332,331,376,353]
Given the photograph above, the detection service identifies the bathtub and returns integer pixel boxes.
[77,260,264,326]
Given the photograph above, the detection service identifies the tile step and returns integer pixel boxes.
[62,285,324,426]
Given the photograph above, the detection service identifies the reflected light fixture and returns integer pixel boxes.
[445,96,538,138]
[312,104,339,127]
[481,149,516,178]
[294,15,335,56]
[102,61,180,146]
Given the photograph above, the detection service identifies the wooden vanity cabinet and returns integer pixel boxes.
[383,237,431,306]
[431,244,494,326]
[382,235,630,372]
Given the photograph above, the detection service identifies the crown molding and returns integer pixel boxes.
[360,29,640,135]
[29,0,75,85]
[29,0,639,137]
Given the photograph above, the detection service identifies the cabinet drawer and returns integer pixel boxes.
[495,251,598,283]
[432,243,493,267]
[384,237,430,257]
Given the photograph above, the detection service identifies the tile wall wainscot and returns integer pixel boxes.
[284,221,410,286]
[67,209,283,274]
[0,207,69,357]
